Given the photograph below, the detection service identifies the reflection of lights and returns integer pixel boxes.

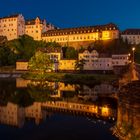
[112,117,115,121]
[132,47,135,51]
[132,47,136,63]
[101,106,109,116]
[92,120,96,124]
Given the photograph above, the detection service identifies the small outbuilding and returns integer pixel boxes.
[16,60,29,71]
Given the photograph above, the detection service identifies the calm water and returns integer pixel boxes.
[0,78,139,140]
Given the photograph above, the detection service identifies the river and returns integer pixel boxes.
[0,78,139,140]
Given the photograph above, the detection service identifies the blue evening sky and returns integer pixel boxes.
[0,0,140,30]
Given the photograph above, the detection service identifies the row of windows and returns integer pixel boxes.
[82,55,98,58]
[26,25,42,28]
[0,33,17,36]
[85,63,111,67]
[26,30,39,33]
[59,63,75,66]
[46,36,99,42]
[86,61,127,65]
[0,29,17,32]
[0,24,14,27]
[0,18,17,22]
[0,24,24,28]
[124,35,140,39]
[112,57,127,59]
[48,102,97,110]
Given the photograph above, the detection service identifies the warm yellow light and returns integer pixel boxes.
[132,47,135,51]
[101,106,109,116]
[128,53,131,56]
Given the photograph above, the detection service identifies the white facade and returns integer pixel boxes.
[79,50,99,70]
[121,29,140,45]
[112,54,129,66]
[79,50,130,71]
[93,58,113,70]
[0,14,25,40]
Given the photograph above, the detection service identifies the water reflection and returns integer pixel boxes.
[0,78,118,128]
[0,78,139,140]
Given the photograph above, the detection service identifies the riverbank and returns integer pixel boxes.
[22,72,118,85]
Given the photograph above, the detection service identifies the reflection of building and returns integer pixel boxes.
[42,101,116,119]
[0,14,25,40]
[16,79,117,99]
[16,78,31,88]
[58,82,76,92]
[0,102,25,127]
[42,23,119,48]
[121,29,140,44]
[25,102,46,125]
[94,83,117,94]
[0,102,47,127]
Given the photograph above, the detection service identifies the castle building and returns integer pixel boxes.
[25,17,47,40]
[42,23,119,48]
[0,14,25,40]
[121,29,140,45]
[25,17,56,40]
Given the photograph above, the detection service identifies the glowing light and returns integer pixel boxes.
[132,47,135,51]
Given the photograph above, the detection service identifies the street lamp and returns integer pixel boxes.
[132,47,135,63]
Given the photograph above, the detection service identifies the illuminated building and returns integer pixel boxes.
[25,102,46,125]
[25,17,47,40]
[58,59,76,71]
[16,60,29,71]
[0,14,25,40]
[121,29,140,44]
[42,23,119,48]
[79,49,130,71]
[38,47,63,62]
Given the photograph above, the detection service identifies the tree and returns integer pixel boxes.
[0,46,17,66]
[28,51,53,74]
[46,41,61,48]
[65,47,78,59]
[7,35,38,60]
[75,59,86,72]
